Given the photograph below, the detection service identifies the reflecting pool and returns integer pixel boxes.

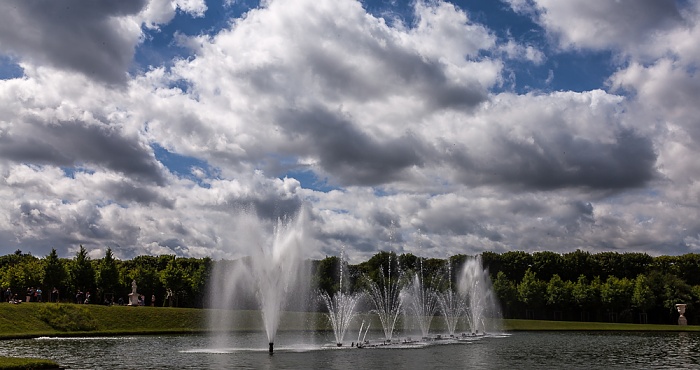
[0,331,697,369]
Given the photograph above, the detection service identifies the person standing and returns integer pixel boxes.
[151,294,155,307]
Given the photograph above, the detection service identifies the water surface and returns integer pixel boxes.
[0,331,697,369]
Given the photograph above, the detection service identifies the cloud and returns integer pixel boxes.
[0,0,147,84]
[2,0,700,262]
[0,0,207,84]
[0,66,166,185]
[504,0,683,52]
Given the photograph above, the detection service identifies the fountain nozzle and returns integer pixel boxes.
[269,342,274,354]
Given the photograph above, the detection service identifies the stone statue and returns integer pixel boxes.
[128,280,139,306]
[676,303,687,325]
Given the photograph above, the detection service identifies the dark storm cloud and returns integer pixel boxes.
[224,194,303,222]
[372,210,399,229]
[297,40,488,109]
[317,231,381,254]
[0,0,147,84]
[276,107,426,186]
[451,129,656,190]
[415,213,503,241]
[18,201,58,226]
[0,120,166,185]
[104,180,174,208]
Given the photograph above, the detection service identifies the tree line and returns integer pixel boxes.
[1,248,698,325]
[0,246,210,308]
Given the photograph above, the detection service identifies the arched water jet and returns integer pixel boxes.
[403,258,439,338]
[319,249,362,347]
[364,255,404,341]
[436,259,465,336]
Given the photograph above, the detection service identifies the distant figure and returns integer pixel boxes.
[151,294,155,307]
[165,288,173,307]
[51,287,59,303]
[4,287,11,302]
[36,288,42,302]
[118,297,124,305]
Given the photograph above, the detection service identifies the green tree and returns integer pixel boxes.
[501,251,533,282]
[572,275,596,310]
[676,254,700,286]
[188,257,211,308]
[546,274,573,310]
[96,248,120,302]
[620,253,652,280]
[480,251,502,277]
[43,248,67,301]
[492,271,517,317]
[314,256,340,294]
[160,257,184,307]
[593,252,624,279]
[562,250,593,281]
[1,255,44,297]
[69,245,96,297]
[631,274,656,313]
[661,274,693,313]
[518,268,546,309]
[532,251,563,281]
[600,276,633,314]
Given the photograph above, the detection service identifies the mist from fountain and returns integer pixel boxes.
[403,259,439,338]
[207,208,312,353]
[435,260,465,336]
[457,255,501,334]
[364,256,404,340]
[319,249,362,346]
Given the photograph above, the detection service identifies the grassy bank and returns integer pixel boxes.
[0,356,60,369]
[0,303,697,339]
[502,319,700,331]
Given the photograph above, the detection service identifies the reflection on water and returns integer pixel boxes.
[0,331,697,369]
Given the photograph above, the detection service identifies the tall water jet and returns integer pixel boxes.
[207,208,313,354]
[364,255,404,341]
[319,249,362,346]
[403,258,439,338]
[436,260,465,336]
[457,255,501,334]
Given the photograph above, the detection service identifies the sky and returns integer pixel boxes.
[1,0,700,262]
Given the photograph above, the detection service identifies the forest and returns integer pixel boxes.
[1,247,698,325]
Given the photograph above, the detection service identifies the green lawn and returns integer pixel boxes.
[502,319,700,331]
[0,357,60,369]
[0,302,697,339]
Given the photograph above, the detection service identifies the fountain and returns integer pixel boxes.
[435,260,465,336]
[457,255,501,335]
[403,258,439,338]
[207,208,312,354]
[319,249,362,347]
[364,255,404,341]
